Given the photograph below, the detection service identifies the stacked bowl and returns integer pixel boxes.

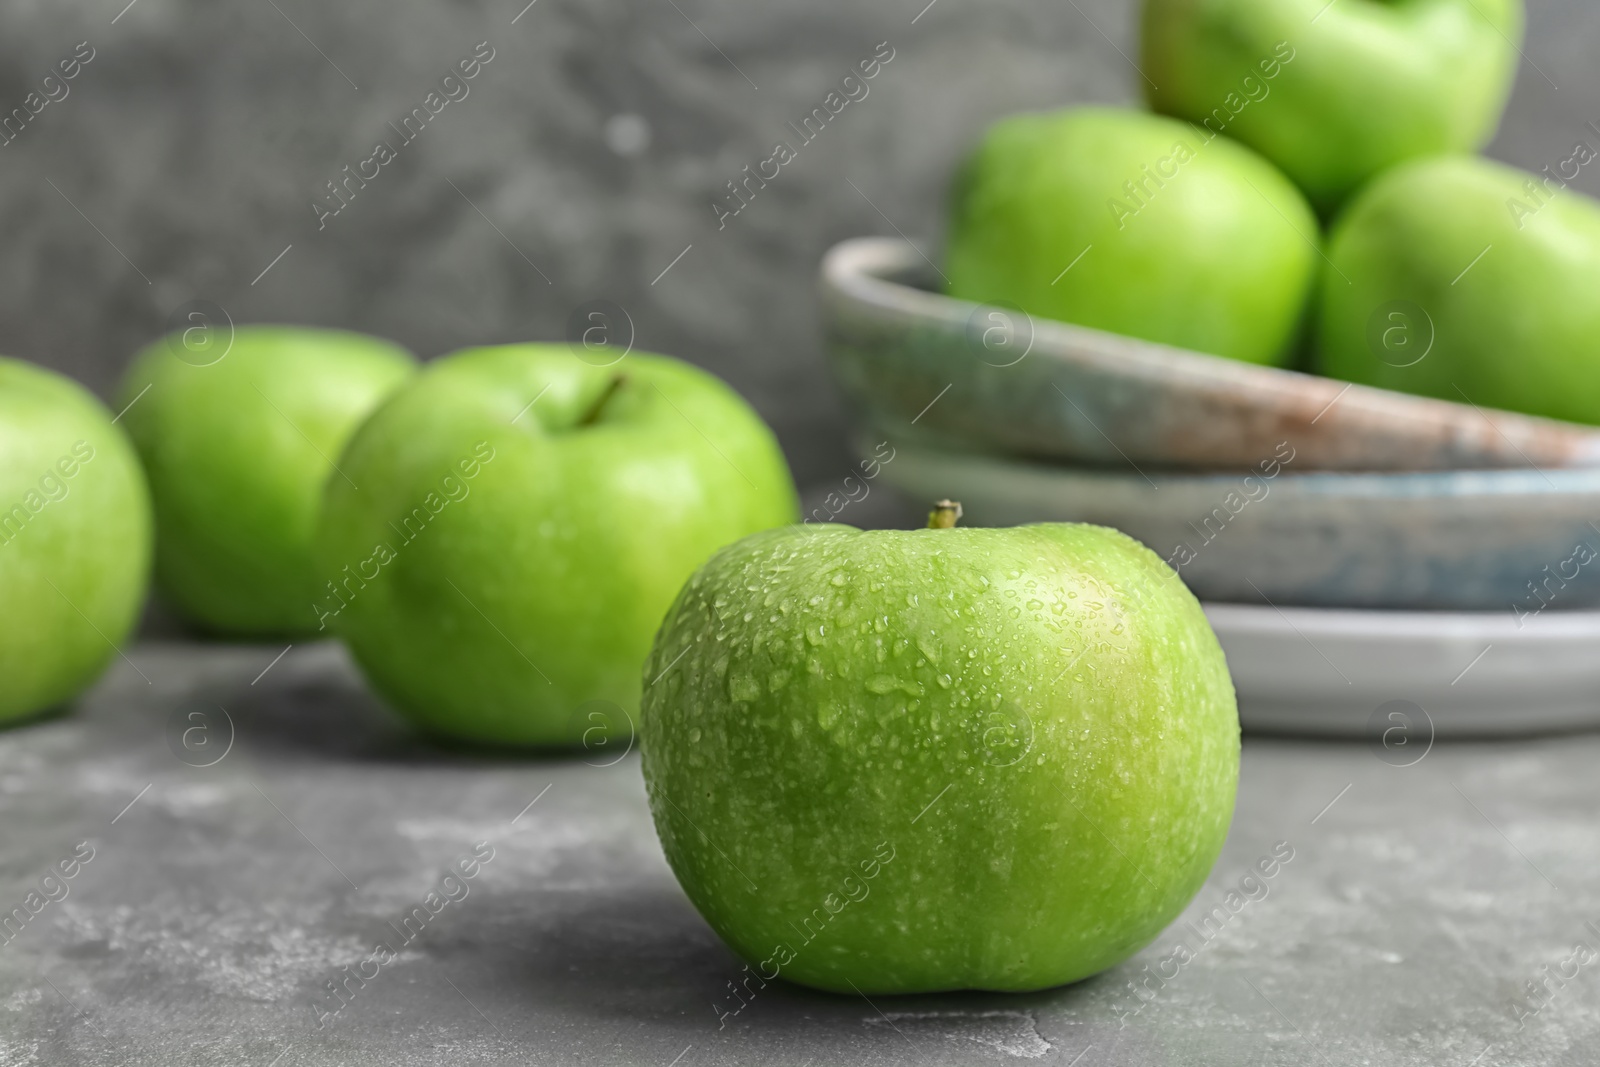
[819,236,1600,736]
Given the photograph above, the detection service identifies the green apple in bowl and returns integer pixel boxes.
[1318,155,1600,425]
[314,344,799,748]
[945,106,1318,367]
[0,359,151,726]
[640,503,1239,993]
[118,325,415,636]
[1142,0,1524,211]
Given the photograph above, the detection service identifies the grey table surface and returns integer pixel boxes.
[1,634,1596,1067]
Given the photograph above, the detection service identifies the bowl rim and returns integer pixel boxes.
[821,236,1600,471]
[872,434,1600,497]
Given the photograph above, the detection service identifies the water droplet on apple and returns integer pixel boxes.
[724,671,760,703]
[866,675,922,698]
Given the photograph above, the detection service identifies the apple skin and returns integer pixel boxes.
[314,344,800,748]
[640,521,1239,993]
[118,326,415,636]
[945,107,1318,367]
[1318,156,1600,424]
[1142,0,1524,211]
[0,359,151,725]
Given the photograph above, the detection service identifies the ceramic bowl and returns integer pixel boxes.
[872,436,1600,612]
[1206,602,1600,737]
[821,237,1600,473]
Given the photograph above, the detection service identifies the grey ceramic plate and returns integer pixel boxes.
[872,437,1600,612]
[821,237,1600,473]
[1206,602,1600,737]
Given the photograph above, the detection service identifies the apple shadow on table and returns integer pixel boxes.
[438,877,1109,1047]
[203,646,595,769]
[0,700,75,736]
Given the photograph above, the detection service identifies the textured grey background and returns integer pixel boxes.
[0,0,1596,497]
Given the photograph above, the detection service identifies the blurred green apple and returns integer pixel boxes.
[0,359,150,725]
[119,325,415,636]
[945,107,1318,366]
[641,510,1239,993]
[1143,0,1524,211]
[1319,155,1600,424]
[314,344,799,747]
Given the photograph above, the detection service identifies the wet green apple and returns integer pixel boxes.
[1143,0,1524,211]
[641,506,1239,993]
[945,107,1318,366]
[118,326,415,636]
[314,344,799,747]
[0,359,151,725]
[1319,155,1600,424]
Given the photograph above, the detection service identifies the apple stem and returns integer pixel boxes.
[927,499,963,529]
[578,374,628,427]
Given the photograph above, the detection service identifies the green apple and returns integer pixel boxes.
[1318,155,1600,424]
[640,506,1239,993]
[314,344,799,747]
[0,359,151,725]
[118,325,415,636]
[945,106,1318,366]
[1142,0,1524,211]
